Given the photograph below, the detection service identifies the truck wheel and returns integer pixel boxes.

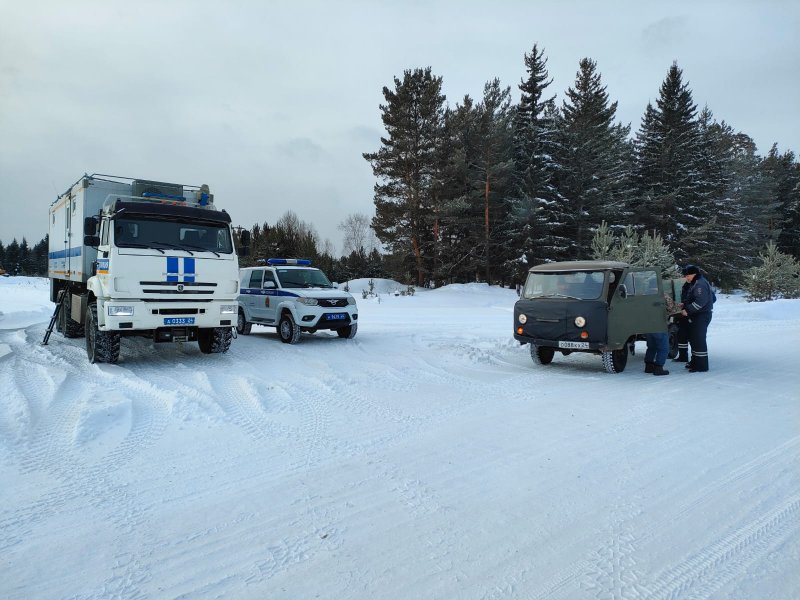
[530,344,554,365]
[278,312,301,344]
[336,323,357,339]
[85,302,120,364]
[198,327,233,354]
[236,309,252,335]
[602,347,628,373]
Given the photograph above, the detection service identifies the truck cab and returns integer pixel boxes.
[237,259,358,343]
[513,261,671,373]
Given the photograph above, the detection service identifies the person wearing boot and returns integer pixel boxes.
[644,331,670,376]
[672,276,692,363]
[680,264,714,372]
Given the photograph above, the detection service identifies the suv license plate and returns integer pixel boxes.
[326,313,347,321]
[559,341,589,349]
[164,317,195,325]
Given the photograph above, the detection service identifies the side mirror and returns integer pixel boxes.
[262,280,276,289]
[84,216,98,236]
[618,284,628,299]
[84,235,100,248]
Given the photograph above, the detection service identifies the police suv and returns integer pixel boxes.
[237,259,358,343]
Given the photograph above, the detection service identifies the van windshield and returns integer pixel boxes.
[114,216,233,254]
[523,271,606,300]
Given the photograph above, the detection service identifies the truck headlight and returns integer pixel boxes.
[518,314,527,324]
[296,297,319,306]
[220,304,237,314]
[574,316,586,327]
[347,296,356,305]
[108,305,134,316]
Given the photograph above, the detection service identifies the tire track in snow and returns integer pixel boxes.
[644,493,800,599]
[526,435,800,600]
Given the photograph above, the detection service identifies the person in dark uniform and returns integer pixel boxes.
[679,265,714,372]
[672,277,692,362]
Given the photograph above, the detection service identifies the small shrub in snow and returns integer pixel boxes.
[744,241,800,302]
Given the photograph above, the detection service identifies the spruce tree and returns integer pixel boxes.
[634,62,704,258]
[507,44,559,275]
[554,58,633,259]
[364,67,446,286]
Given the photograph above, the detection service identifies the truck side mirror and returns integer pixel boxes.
[84,216,98,236]
[84,235,100,248]
[618,284,628,299]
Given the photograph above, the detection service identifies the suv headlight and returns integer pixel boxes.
[347,296,356,305]
[108,305,134,316]
[296,297,319,306]
[518,314,527,324]
[574,316,586,327]
[220,304,237,314]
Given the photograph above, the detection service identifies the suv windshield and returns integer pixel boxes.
[276,268,333,289]
[114,216,233,254]
[523,271,606,300]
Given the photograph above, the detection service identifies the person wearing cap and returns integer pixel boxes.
[679,264,714,372]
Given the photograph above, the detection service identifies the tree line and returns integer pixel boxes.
[362,46,800,291]
[0,236,49,276]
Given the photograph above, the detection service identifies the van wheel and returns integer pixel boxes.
[85,302,120,364]
[278,312,301,344]
[236,309,252,335]
[336,323,357,339]
[60,293,84,338]
[602,347,628,373]
[530,344,554,365]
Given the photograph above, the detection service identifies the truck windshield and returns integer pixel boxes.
[113,217,233,254]
[523,271,606,300]
[276,268,333,289]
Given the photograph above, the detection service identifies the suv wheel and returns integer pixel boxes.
[336,323,357,339]
[530,344,554,365]
[602,347,628,373]
[237,309,252,335]
[278,312,301,344]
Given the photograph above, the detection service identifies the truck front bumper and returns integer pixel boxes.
[99,299,237,331]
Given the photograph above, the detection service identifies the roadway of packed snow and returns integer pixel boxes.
[1,276,798,599]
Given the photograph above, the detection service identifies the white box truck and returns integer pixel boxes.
[48,174,240,363]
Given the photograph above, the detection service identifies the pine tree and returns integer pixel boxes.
[364,67,446,286]
[761,145,800,258]
[5,239,20,275]
[554,58,633,260]
[0,239,6,272]
[744,241,800,301]
[507,44,560,275]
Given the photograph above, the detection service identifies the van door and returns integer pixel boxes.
[607,269,666,348]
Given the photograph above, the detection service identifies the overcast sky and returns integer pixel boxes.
[1,0,798,254]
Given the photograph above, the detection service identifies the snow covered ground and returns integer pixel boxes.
[1,276,798,600]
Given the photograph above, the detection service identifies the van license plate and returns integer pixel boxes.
[326,313,347,321]
[559,341,589,349]
[164,317,195,325]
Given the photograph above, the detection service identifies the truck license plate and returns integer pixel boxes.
[326,313,347,321]
[558,341,589,349]
[164,317,195,325]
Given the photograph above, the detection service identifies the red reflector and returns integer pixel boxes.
[580,331,589,339]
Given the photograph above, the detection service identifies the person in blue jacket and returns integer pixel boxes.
[679,264,714,372]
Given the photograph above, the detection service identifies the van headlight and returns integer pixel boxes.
[574,316,586,327]
[518,314,527,324]
[220,304,237,314]
[108,305,134,316]
[296,298,319,306]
